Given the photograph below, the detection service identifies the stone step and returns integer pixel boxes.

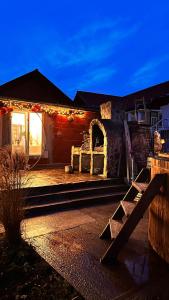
[25,191,126,217]
[25,184,128,206]
[23,177,123,197]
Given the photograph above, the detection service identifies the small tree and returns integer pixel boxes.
[0,146,28,245]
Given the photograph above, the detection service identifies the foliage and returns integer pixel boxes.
[0,146,29,245]
[0,237,82,300]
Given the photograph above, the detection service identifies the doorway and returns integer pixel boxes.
[11,112,42,156]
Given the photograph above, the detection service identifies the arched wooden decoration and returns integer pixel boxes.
[90,119,108,177]
[71,117,124,178]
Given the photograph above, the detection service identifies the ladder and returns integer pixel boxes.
[100,168,166,264]
[135,97,146,122]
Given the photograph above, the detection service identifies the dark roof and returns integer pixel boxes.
[150,94,169,109]
[123,80,169,110]
[74,91,121,109]
[74,81,169,111]
[0,69,72,106]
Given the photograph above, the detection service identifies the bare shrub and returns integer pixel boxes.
[0,146,29,245]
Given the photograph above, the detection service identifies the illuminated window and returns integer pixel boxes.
[137,111,145,122]
[29,113,42,156]
[11,112,26,153]
[11,112,42,156]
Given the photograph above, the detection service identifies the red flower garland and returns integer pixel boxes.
[31,104,42,112]
[0,106,13,116]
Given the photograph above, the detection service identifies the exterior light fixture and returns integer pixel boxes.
[160,139,165,144]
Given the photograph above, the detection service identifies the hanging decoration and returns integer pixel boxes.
[0,101,13,116]
[0,99,85,119]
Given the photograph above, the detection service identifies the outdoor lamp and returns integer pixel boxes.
[160,139,165,144]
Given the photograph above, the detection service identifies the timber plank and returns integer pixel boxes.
[100,173,166,263]
[109,219,124,240]
[132,182,148,193]
[121,201,136,217]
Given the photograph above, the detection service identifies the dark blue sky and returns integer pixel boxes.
[0,1,169,99]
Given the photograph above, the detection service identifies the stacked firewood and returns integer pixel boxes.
[94,146,103,152]
[81,131,90,150]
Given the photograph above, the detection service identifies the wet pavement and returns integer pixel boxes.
[26,168,103,187]
[20,203,169,300]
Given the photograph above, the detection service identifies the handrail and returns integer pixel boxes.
[150,117,162,132]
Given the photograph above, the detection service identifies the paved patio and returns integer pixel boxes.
[26,168,104,187]
[21,203,169,300]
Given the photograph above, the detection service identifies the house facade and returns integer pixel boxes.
[0,69,169,174]
[0,70,98,166]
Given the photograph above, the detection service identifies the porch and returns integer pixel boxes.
[23,168,128,217]
[26,168,104,188]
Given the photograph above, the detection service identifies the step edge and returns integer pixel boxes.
[25,192,125,210]
[25,184,128,199]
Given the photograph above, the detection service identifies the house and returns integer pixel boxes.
[160,102,169,129]
[73,81,169,177]
[1,69,169,174]
[123,81,169,126]
[156,97,169,153]
[75,81,169,127]
[74,91,121,110]
[0,70,98,167]
[0,69,72,106]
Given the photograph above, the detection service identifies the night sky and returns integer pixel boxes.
[0,1,169,99]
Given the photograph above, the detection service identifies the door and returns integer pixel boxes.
[11,112,27,153]
[29,112,42,156]
[11,111,43,156]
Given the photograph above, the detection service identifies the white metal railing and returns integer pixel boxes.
[150,117,163,133]
[159,118,169,130]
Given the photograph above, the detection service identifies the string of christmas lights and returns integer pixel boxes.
[0,100,85,118]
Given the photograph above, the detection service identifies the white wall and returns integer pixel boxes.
[161,104,169,128]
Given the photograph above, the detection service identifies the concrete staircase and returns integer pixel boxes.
[24,178,128,217]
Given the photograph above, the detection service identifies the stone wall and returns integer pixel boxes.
[129,123,151,172]
[99,101,125,177]
[105,121,124,177]
[100,100,123,121]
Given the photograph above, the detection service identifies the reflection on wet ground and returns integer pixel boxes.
[23,203,169,300]
[25,168,103,187]
[124,255,149,284]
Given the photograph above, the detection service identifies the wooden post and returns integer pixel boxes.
[124,120,132,184]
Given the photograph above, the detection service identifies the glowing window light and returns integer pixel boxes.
[12,112,25,125]
[29,113,42,156]
[11,112,26,153]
